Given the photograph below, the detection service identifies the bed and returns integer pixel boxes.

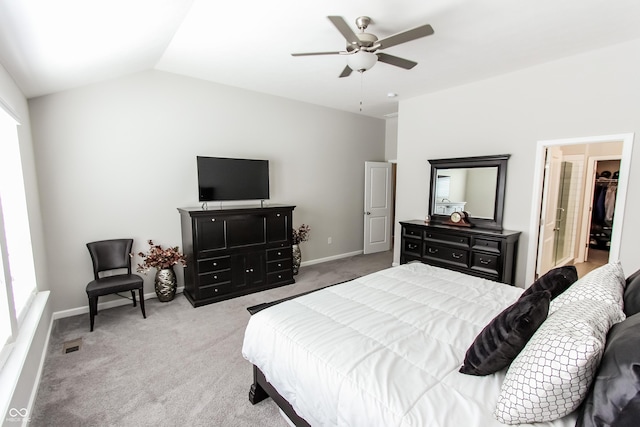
[242,261,640,427]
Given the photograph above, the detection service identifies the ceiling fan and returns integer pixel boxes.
[291,16,434,78]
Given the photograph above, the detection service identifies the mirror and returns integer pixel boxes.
[428,154,510,230]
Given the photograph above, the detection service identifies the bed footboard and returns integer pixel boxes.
[249,365,311,427]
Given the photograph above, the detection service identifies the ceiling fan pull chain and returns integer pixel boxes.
[359,70,364,112]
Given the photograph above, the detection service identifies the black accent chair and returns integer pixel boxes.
[86,239,146,331]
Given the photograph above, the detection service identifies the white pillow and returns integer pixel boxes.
[549,261,625,314]
[494,299,624,424]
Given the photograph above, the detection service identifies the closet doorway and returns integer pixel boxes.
[525,133,633,283]
[579,158,620,276]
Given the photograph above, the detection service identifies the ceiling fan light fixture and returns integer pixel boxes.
[346,51,377,72]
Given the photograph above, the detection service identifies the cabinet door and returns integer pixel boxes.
[194,216,227,258]
[231,252,265,289]
[266,210,290,243]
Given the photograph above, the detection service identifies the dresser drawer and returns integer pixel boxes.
[424,244,469,268]
[403,226,424,239]
[267,247,291,261]
[424,231,469,248]
[471,252,500,276]
[403,238,422,256]
[267,258,292,273]
[198,256,230,273]
[198,281,232,299]
[267,270,293,285]
[199,269,231,286]
[472,238,501,254]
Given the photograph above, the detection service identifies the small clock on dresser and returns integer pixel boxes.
[444,211,472,227]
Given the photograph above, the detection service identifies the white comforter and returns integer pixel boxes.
[242,263,576,427]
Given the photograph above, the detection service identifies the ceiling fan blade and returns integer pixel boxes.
[376,24,434,50]
[339,65,353,78]
[291,51,343,57]
[328,16,360,46]
[376,52,417,70]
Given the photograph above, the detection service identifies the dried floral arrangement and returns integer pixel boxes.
[292,224,311,245]
[137,240,187,273]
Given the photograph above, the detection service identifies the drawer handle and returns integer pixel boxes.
[211,218,215,222]
[278,275,282,279]
[480,258,491,265]
[213,275,217,279]
[459,239,465,243]
[277,263,282,267]
[277,213,281,217]
[277,252,282,256]
[213,262,217,266]
[428,248,438,254]
[452,253,463,259]
[408,243,417,250]
[214,288,218,293]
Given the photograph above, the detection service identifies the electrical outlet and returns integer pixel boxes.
[328,237,332,244]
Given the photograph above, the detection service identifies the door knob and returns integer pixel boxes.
[365,211,371,215]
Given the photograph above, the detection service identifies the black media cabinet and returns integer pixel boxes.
[178,205,296,307]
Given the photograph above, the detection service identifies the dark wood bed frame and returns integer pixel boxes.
[249,365,310,427]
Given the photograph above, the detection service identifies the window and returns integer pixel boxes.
[0,103,37,367]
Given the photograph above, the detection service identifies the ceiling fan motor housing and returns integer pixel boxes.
[347,33,378,51]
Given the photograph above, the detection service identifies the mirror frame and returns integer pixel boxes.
[428,154,510,231]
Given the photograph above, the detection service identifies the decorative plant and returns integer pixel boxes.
[137,240,187,273]
[292,224,311,245]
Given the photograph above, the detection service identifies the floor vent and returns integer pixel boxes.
[62,338,82,354]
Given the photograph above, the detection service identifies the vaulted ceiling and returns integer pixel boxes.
[1,0,640,118]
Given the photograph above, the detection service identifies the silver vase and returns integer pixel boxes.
[292,244,301,275]
[155,267,177,302]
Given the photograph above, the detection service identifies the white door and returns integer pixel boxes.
[364,161,393,254]
[536,147,562,277]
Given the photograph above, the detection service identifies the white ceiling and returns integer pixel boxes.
[1,0,640,119]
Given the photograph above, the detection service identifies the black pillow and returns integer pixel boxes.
[520,265,577,300]
[624,269,640,316]
[576,312,640,427]
[459,290,551,376]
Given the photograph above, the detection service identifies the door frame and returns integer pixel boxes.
[525,133,634,284]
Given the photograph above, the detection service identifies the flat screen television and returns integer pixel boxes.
[197,156,270,202]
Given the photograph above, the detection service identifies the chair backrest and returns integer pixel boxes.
[86,239,134,280]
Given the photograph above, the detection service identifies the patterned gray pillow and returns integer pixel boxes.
[550,261,625,315]
[494,299,625,424]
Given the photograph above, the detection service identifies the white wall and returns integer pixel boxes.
[385,117,398,161]
[28,70,386,313]
[395,38,640,285]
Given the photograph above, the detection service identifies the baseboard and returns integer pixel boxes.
[299,250,363,267]
[52,286,185,320]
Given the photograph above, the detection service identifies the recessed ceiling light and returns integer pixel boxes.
[387,92,398,98]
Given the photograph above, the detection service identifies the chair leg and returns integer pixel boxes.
[89,296,98,332]
[131,290,137,307]
[138,288,146,319]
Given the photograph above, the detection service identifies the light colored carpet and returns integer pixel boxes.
[30,250,393,427]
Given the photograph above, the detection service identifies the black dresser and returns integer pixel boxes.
[399,220,520,285]
[178,205,295,307]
